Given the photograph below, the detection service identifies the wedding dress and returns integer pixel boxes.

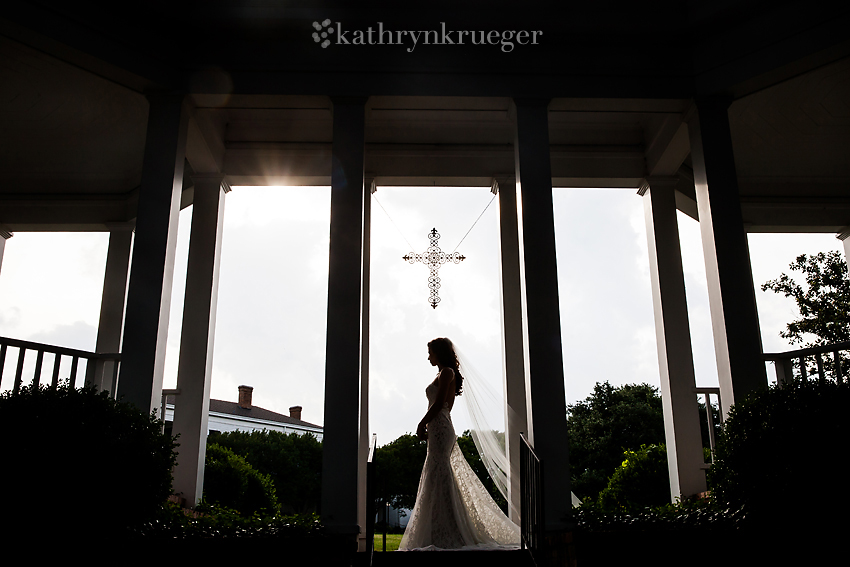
[398,373,521,551]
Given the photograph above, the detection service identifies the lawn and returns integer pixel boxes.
[373,533,403,552]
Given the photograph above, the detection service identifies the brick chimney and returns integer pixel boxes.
[289,405,302,420]
[238,385,253,409]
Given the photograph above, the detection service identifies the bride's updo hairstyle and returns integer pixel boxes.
[428,337,464,396]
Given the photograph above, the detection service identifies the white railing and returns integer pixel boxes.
[763,340,850,386]
[0,335,121,395]
[695,387,722,466]
[160,388,181,432]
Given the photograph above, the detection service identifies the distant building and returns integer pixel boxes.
[164,385,323,440]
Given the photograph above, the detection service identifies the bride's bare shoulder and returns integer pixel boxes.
[437,367,455,383]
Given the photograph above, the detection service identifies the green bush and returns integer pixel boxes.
[596,444,670,512]
[203,443,279,516]
[574,497,743,532]
[207,429,322,513]
[139,502,327,540]
[708,379,849,529]
[0,383,178,537]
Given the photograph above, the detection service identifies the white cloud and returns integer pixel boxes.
[0,232,108,345]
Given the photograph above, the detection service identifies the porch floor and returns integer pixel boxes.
[372,548,535,567]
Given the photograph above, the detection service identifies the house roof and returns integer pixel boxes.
[166,395,322,430]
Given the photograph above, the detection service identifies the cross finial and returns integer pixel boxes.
[403,228,465,308]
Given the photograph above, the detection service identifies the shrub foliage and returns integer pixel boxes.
[0,383,177,537]
[596,444,670,512]
[708,378,849,528]
[207,429,322,513]
[203,442,279,516]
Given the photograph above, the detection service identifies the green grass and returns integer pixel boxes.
[373,533,403,552]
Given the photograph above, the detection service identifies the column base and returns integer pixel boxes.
[539,530,578,567]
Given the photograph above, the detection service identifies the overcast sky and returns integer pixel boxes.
[0,185,843,445]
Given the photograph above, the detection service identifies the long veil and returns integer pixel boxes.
[452,342,519,519]
[452,341,581,520]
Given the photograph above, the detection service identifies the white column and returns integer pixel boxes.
[513,98,573,532]
[688,98,767,418]
[321,97,367,538]
[494,175,529,523]
[0,227,12,278]
[88,225,133,393]
[641,180,707,500]
[357,177,374,553]
[118,94,189,414]
[171,174,229,507]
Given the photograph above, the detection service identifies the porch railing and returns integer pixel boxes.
[366,433,377,564]
[520,432,543,564]
[695,387,722,466]
[0,335,121,395]
[764,340,850,386]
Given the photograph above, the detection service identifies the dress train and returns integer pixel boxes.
[398,379,520,550]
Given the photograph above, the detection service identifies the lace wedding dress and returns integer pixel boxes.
[398,374,521,551]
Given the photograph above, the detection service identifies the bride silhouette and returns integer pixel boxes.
[398,337,520,550]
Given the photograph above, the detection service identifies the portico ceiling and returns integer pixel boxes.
[0,1,849,232]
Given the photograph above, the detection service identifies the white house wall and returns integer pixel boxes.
[164,405,323,440]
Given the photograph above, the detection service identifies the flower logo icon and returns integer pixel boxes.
[312,19,334,48]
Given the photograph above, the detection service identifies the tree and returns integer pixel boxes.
[566,382,665,501]
[373,433,427,511]
[761,250,850,347]
[207,429,322,513]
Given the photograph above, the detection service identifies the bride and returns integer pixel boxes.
[398,337,520,551]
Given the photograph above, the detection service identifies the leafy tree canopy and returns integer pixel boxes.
[374,433,427,511]
[566,382,665,500]
[761,250,850,347]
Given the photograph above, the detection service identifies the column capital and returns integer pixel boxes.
[191,173,231,193]
[491,175,515,193]
[836,227,850,241]
[639,176,680,196]
[330,96,369,110]
[104,221,135,232]
[0,225,12,240]
[511,97,552,109]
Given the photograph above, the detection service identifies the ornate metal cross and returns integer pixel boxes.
[403,228,466,309]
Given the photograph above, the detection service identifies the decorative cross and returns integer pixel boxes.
[403,228,466,309]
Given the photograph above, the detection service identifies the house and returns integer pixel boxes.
[163,385,323,440]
